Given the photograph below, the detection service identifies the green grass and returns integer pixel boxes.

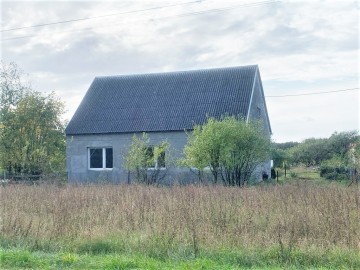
[273,166,353,187]
[275,166,326,183]
[1,247,359,269]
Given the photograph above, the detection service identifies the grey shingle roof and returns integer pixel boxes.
[65,65,259,135]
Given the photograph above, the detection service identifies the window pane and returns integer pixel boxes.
[157,151,166,168]
[106,148,113,168]
[145,146,155,167]
[90,148,103,168]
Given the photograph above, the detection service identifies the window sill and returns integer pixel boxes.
[88,168,113,171]
[147,167,166,171]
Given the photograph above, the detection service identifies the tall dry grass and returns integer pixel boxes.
[0,182,359,254]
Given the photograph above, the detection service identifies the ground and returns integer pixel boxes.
[0,168,359,269]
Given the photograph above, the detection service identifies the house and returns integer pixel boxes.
[65,65,272,183]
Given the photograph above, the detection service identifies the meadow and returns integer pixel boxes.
[0,181,359,269]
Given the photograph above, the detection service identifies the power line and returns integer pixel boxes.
[151,0,280,21]
[1,0,280,42]
[265,87,359,98]
[0,0,201,33]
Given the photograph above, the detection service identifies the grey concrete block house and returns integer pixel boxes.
[65,65,272,183]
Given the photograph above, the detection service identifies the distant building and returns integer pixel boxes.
[65,65,272,183]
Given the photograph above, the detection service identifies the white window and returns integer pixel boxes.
[88,147,113,170]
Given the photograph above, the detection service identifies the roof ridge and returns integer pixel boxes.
[95,65,258,79]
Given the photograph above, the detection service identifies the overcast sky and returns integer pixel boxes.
[1,0,359,142]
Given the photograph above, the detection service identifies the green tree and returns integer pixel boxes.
[1,90,66,177]
[271,146,290,168]
[327,131,358,160]
[183,116,271,186]
[289,131,358,167]
[124,133,170,185]
[290,138,329,166]
[0,61,29,121]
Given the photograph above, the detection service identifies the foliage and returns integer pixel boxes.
[271,131,359,183]
[0,92,65,176]
[0,61,30,120]
[271,146,290,168]
[327,130,358,160]
[289,138,329,166]
[320,156,349,181]
[287,131,358,168]
[183,116,270,186]
[0,62,66,177]
[124,133,170,184]
[272,141,299,150]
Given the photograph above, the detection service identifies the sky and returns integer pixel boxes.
[1,0,359,142]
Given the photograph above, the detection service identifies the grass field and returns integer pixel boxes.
[1,181,359,269]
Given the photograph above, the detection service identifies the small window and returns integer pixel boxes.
[157,151,166,168]
[88,147,113,170]
[145,146,156,168]
[257,107,261,119]
[105,148,113,169]
[144,145,165,169]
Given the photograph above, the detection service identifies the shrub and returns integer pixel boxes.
[320,156,349,180]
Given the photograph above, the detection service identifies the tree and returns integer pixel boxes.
[0,91,66,176]
[183,116,271,186]
[288,131,358,167]
[271,146,290,168]
[289,138,329,166]
[124,133,170,185]
[327,131,358,160]
[0,61,29,121]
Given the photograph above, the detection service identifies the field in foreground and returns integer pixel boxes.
[0,182,359,269]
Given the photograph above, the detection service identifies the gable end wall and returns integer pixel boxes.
[247,70,272,178]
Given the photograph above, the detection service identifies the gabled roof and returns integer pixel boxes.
[65,65,262,135]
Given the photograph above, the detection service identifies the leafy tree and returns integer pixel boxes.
[288,131,358,167]
[327,131,358,160]
[124,133,170,185]
[320,155,348,181]
[272,141,299,150]
[271,146,291,168]
[1,61,66,178]
[183,116,271,186]
[0,91,65,176]
[289,138,329,166]
[0,61,29,120]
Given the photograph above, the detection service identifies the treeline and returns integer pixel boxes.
[272,131,359,180]
[0,62,66,178]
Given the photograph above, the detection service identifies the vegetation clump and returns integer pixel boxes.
[0,183,359,268]
[0,61,66,180]
[182,116,270,185]
[272,131,359,183]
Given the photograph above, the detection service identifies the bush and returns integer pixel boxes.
[320,155,350,181]
[320,165,349,181]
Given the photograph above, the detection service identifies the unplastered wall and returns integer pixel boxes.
[66,131,189,183]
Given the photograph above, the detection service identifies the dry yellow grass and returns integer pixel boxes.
[0,182,359,254]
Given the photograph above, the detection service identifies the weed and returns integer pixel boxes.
[0,182,359,267]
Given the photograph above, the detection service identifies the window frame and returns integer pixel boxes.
[145,145,166,170]
[88,147,113,170]
[257,106,261,119]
